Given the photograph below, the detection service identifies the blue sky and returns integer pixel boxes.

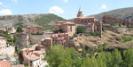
[0,0,133,19]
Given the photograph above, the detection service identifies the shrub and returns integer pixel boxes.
[76,26,86,34]
[85,32,101,36]
[45,45,133,67]
[46,45,81,67]
[120,35,133,42]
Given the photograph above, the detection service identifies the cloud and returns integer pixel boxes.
[48,6,64,15]
[11,0,18,3]
[0,2,12,15]
[0,9,12,15]
[0,2,2,5]
[101,4,107,9]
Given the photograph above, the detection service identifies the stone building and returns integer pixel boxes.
[54,9,102,35]
[54,21,76,37]
[24,26,43,35]
[73,9,102,32]
[51,33,69,46]
[21,48,47,67]
[39,9,103,49]
[40,33,69,49]
[40,37,53,49]
[0,36,15,58]
[15,33,30,49]
[0,36,7,49]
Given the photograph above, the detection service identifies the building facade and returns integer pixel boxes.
[73,9,102,33]
[24,26,43,35]
[16,33,30,49]
[54,21,76,37]
[0,36,7,49]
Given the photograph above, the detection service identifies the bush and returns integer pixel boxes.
[120,35,133,42]
[76,26,86,34]
[46,45,133,67]
[46,45,81,67]
[85,32,101,36]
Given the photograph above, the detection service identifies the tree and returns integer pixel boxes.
[45,45,132,67]
[16,26,23,33]
[81,57,99,67]
[111,49,123,67]
[123,49,133,67]
[96,52,107,67]
[76,26,86,34]
[15,22,23,33]
[3,31,16,45]
[46,45,81,67]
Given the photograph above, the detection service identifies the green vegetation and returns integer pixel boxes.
[85,32,101,36]
[15,22,24,33]
[46,45,81,67]
[76,26,86,34]
[112,23,121,28]
[46,45,133,67]
[16,26,23,33]
[35,14,64,30]
[119,35,133,43]
[76,26,101,36]
[0,31,16,45]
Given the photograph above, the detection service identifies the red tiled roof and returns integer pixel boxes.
[0,60,11,67]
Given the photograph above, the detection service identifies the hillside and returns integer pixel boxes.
[73,30,133,50]
[35,14,64,30]
[91,7,133,19]
[0,14,64,30]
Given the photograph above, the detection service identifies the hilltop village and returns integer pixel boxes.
[0,9,132,67]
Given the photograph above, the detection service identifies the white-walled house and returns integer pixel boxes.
[0,36,7,49]
[21,48,48,67]
[0,36,15,56]
[32,58,48,67]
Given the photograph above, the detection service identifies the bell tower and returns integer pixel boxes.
[77,8,83,17]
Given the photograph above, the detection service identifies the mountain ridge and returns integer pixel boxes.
[0,13,64,30]
[90,7,133,19]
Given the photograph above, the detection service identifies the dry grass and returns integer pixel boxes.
[73,30,133,49]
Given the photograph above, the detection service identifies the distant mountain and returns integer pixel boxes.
[91,7,133,20]
[0,14,64,30]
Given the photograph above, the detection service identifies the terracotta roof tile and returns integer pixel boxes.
[0,60,11,67]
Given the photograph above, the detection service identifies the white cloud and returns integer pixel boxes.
[11,0,18,3]
[0,9,12,15]
[101,4,107,9]
[0,2,3,5]
[48,6,64,15]
[0,2,13,15]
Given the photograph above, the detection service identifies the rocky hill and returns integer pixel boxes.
[91,7,133,19]
[73,30,133,50]
[0,14,64,30]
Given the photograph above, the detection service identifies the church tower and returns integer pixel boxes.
[77,8,83,17]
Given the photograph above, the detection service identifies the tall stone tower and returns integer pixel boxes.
[77,8,83,17]
[15,33,30,49]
